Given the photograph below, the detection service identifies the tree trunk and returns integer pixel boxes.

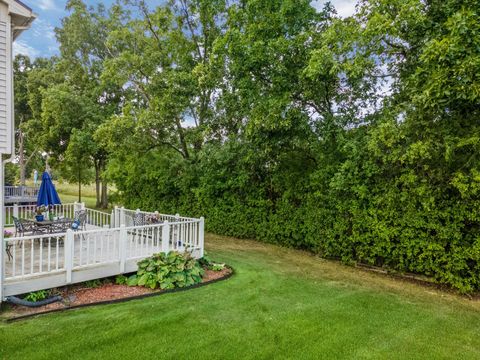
[99,158,108,208]
[101,180,108,209]
[175,117,190,159]
[19,131,25,185]
[94,161,101,208]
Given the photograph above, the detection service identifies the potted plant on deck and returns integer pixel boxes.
[35,205,47,222]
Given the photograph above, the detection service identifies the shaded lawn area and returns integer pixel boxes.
[1,234,480,359]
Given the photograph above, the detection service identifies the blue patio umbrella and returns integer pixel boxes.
[37,171,61,207]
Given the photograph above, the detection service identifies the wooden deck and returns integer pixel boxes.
[2,215,204,297]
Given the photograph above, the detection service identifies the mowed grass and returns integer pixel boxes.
[1,234,480,359]
[57,193,97,209]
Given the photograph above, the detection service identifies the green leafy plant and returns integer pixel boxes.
[209,263,226,272]
[84,279,102,288]
[115,275,128,285]
[128,251,204,290]
[24,290,48,302]
[198,252,213,267]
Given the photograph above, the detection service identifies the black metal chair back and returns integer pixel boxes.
[12,216,25,236]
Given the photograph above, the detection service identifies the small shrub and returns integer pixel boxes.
[198,252,213,267]
[24,290,48,302]
[115,275,128,285]
[128,251,204,290]
[209,263,226,271]
[84,279,102,288]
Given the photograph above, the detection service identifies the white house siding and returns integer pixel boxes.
[0,2,11,155]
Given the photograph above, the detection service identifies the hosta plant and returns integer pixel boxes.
[128,251,204,290]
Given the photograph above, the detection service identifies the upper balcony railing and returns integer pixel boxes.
[4,185,39,203]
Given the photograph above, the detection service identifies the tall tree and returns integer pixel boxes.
[13,55,41,185]
[54,0,126,207]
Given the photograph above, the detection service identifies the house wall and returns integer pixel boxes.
[0,2,12,156]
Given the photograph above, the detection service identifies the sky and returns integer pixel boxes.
[13,0,357,59]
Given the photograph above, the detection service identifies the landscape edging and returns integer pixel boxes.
[5,266,234,322]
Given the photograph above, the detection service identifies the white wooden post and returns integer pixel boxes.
[161,221,170,253]
[65,229,74,283]
[120,206,126,226]
[81,202,86,210]
[110,209,115,228]
[135,209,140,225]
[199,217,205,257]
[13,203,18,219]
[73,202,79,219]
[113,206,118,227]
[119,224,127,273]
[175,213,180,248]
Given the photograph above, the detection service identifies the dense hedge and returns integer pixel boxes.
[104,0,480,293]
[113,117,480,293]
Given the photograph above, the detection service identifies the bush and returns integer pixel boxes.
[128,252,204,290]
[24,290,48,302]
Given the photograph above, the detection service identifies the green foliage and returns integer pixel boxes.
[15,0,480,292]
[105,0,480,293]
[24,290,48,302]
[4,163,18,185]
[115,275,128,285]
[128,252,205,290]
[198,252,213,267]
[209,263,226,272]
[84,279,102,288]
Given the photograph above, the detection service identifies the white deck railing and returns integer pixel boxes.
[85,208,112,228]
[2,208,204,298]
[3,202,81,227]
[5,233,65,280]
[115,207,196,227]
[4,186,39,199]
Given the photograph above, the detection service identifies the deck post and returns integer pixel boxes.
[199,217,205,258]
[161,221,170,253]
[13,203,18,219]
[65,230,74,283]
[110,209,115,228]
[119,224,127,273]
[120,207,125,226]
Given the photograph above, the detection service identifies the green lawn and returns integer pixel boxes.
[25,179,111,210]
[1,234,480,359]
[58,193,98,209]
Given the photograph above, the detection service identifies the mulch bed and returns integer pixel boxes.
[1,267,232,321]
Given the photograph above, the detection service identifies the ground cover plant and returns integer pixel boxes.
[126,251,205,289]
[1,234,480,359]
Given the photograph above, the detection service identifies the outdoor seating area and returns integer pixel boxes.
[11,210,86,237]
[2,203,204,297]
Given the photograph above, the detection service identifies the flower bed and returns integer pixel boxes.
[1,267,232,320]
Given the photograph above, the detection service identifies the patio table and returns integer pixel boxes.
[31,218,74,233]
